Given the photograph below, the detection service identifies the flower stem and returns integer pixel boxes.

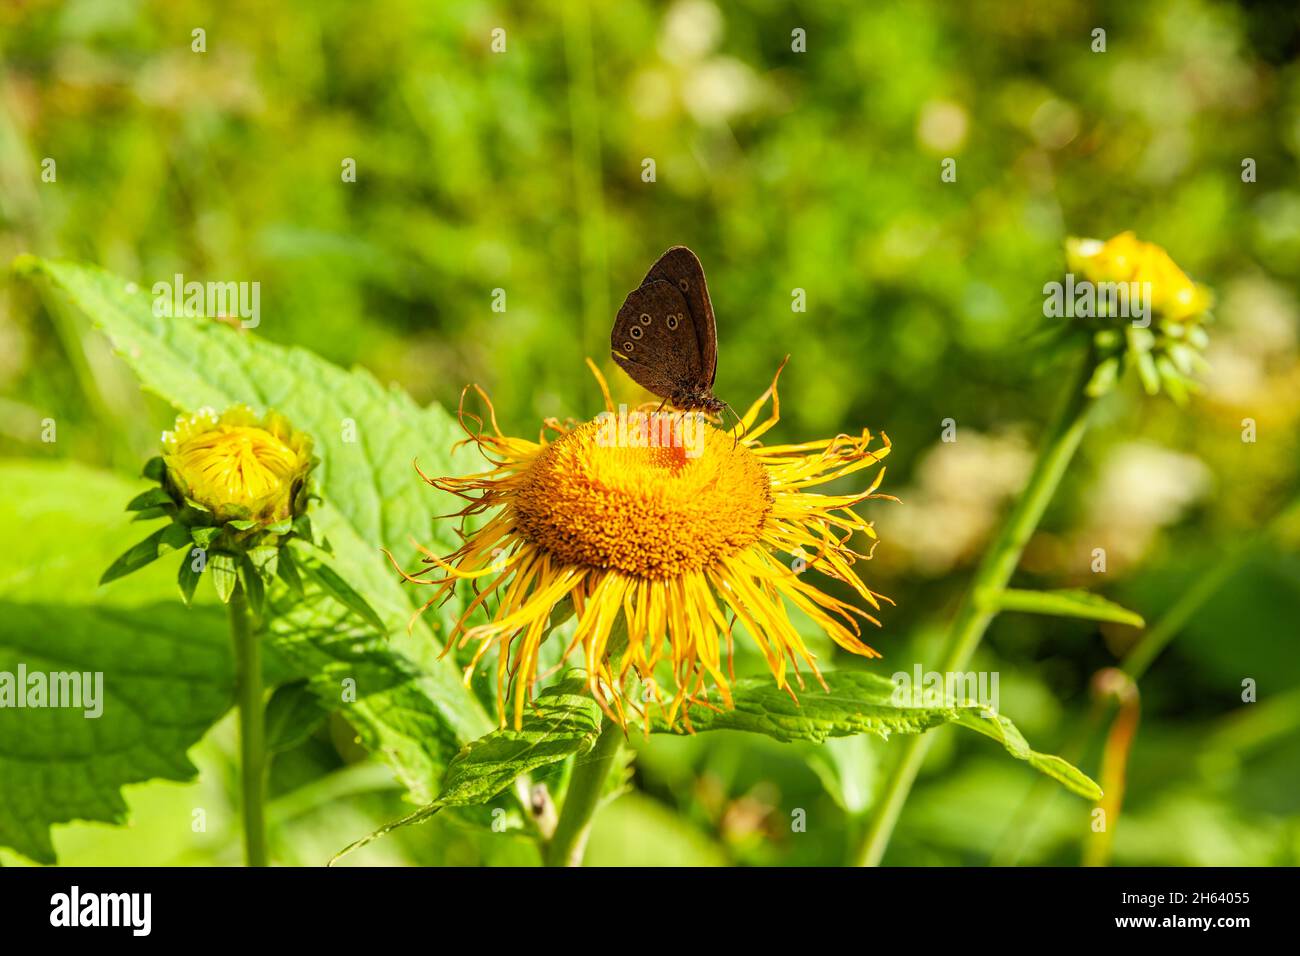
[853,350,1102,867]
[543,717,623,867]
[229,582,269,867]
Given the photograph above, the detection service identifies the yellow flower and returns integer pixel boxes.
[401,362,894,729]
[1066,231,1212,322]
[1064,232,1214,401]
[162,405,314,525]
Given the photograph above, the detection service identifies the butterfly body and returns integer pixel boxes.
[611,246,724,413]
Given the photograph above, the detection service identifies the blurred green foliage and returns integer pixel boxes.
[1,0,1298,865]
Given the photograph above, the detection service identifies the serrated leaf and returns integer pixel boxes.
[330,679,603,864]
[0,601,234,863]
[987,588,1144,628]
[0,593,417,863]
[0,459,453,862]
[654,671,1102,800]
[22,258,494,801]
[435,678,603,806]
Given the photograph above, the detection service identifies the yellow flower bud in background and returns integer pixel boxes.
[1063,232,1214,402]
[1066,231,1213,322]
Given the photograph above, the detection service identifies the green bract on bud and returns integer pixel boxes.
[102,405,319,610]
[1055,232,1214,403]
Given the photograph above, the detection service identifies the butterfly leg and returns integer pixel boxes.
[720,401,741,449]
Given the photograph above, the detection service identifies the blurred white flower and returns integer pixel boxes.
[631,0,764,126]
[683,57,759,124]
[1080,441,1212,571]
[1203,275,1299,409]
[916,99,969,154]
[1028,97,1079,150]
[882,430,1033,575]
[660,0,723,63]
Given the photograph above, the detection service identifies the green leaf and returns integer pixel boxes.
[125,487,173,511]
[262,585,421,718]
[292,543,385,633]
[264,680,328,753]
[191,526,221,549]
[435,678,603,806]
[292,513,314,543]
[246,546,279,579]
[948,708,1103,801]
[239,554,266,617]
[330,678,603,864]
[208,552,239,604]
[1085,354,1120,398]
[655,671,1102,800]
[0,592,422,863]
[21,258,494,801]
[0,601,234,863]
[986,588,1145,628]
[1127,326,1161,395]
[804,736,877,816]
[99,528,169,584]
[0,459,458,861]
[0,459,187,607]
[176,552,202,605]
[276,544,305,596]
[99,522,189,584]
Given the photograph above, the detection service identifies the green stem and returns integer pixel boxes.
[853,350,1102,867]
[543,717,623,867]
[229,583,269,867]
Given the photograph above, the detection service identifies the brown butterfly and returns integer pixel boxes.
[610,246,726,415]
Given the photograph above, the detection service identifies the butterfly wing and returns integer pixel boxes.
[640,246,718,387]
[610,279,703,399]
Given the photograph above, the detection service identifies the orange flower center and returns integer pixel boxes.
[511,414,772,578]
